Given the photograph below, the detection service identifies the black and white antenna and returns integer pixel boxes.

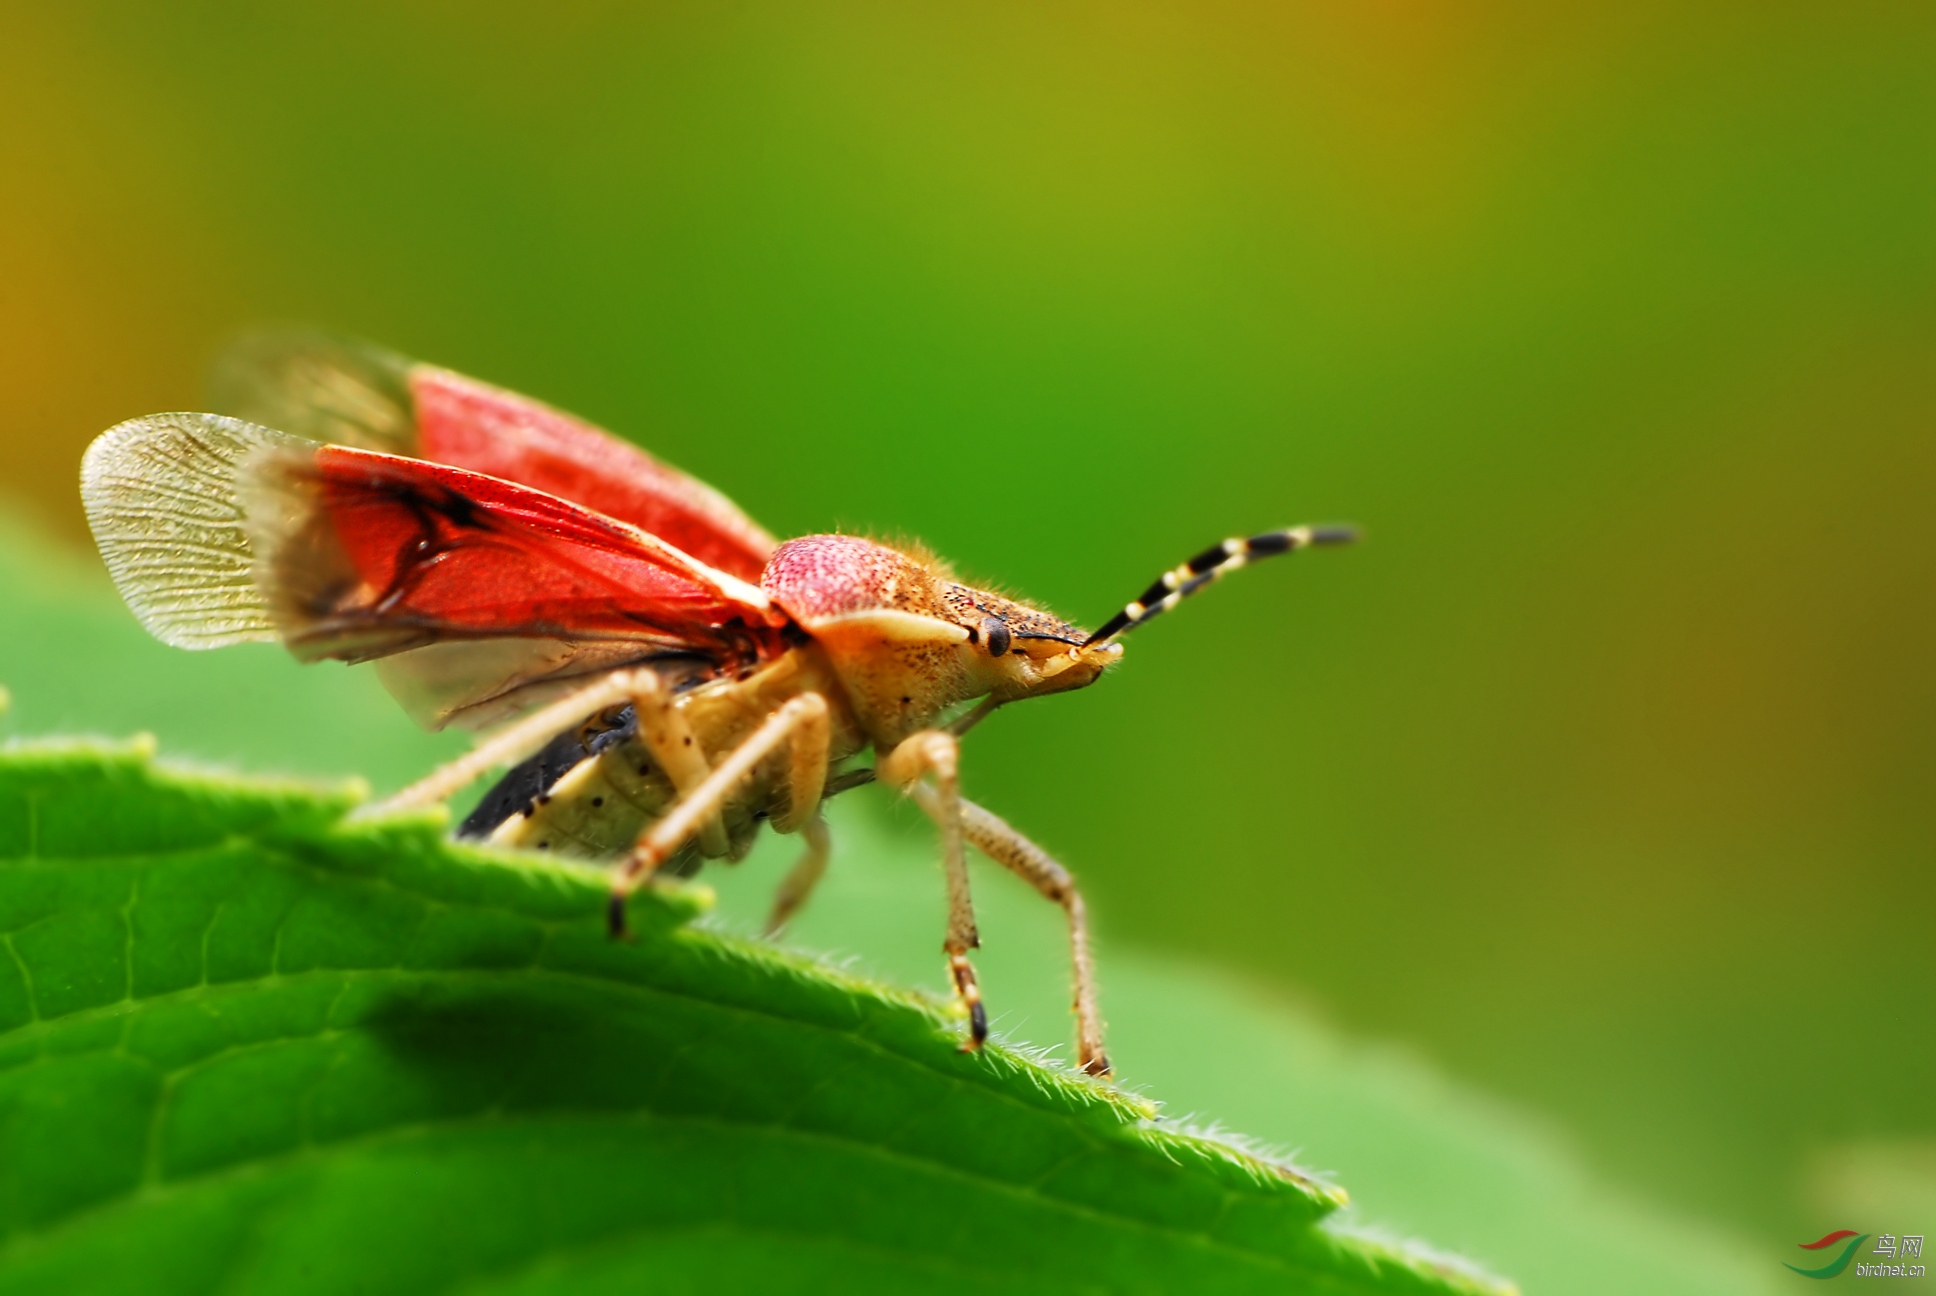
[1083,524,1359,648]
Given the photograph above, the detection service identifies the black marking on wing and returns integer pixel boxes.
[371,479,499,616]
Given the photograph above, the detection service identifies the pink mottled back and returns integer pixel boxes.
[761,535,945,624]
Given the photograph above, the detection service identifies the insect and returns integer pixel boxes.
[80,333,1355,1075]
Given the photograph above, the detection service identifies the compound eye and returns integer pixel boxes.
[981,616,1012,658]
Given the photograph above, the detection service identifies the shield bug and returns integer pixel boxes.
[80,332,1356,1075]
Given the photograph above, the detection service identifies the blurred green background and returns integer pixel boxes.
[1,0,1930,1281]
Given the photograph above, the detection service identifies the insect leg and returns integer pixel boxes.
[357,668,665,819]
[877,730,986,1053]
[764,813,832,936]
[609,692,831,937]
[914,789,1109,1077]
[767,689,831,834]
[621,669,730,858]
[758,694,835,934]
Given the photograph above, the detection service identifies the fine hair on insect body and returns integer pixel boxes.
[80,331,1356,1076]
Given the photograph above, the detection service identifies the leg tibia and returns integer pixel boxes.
[626,670,730,858]
[880,729,986,1052]
[915,788,1110,1077]
[766,814,832,936]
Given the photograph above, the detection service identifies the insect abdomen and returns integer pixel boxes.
[465,714,760,870]
[488,742,667,859]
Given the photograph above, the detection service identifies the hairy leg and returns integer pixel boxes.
[767,691,830,834]
[623,667,730,857]
[878,729,986,1051]
[914,787,1109,1076]
[762,700,836,933]
[765,814,833,936]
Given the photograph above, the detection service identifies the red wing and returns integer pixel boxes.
[82,413,785,730]
[408,368,777,581]
[209,331,778,581]
[256,443,782,664]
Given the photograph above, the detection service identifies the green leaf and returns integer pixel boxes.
[0,739,1505,1296]
[703,822,1792,1296]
